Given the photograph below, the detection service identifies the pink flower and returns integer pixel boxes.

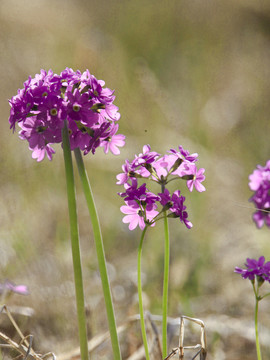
[0,280,29,296]
[101,124,125,155]
[120,200,158,230]
[180,163,206,192]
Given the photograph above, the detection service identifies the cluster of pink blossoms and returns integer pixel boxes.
[248,160,270,228]
[117,145,205,230]
[9,68,125,161]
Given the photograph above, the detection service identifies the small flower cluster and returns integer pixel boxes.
[235,256,270,283]
[9,68,125,161]
[248,160,270,228]
[117,145,205,230]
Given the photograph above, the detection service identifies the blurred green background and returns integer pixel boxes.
[1,0,270,359]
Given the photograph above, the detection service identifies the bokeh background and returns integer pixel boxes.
[1,0,270,359]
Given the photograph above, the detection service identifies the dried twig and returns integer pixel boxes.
[0,304,56,360]
[165,315,207,360]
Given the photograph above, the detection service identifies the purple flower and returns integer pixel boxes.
[170,191,193,229]
[159,188,172,207]
[252,209,270,229]
[9,68,124,161]
[120,179,160,210]
[66,89,99,126]
[83,122,111,155]
[35,90,64,120]
[159,189,193,229]
[18,117,58,161]
[120,200,159,230]
[82,70,117,107]
[169,145,198,163]
[119,179,147,200]
[132,145,160,169]
[9,89,34,131]
[235,256,270,282]
[248,161,270,228]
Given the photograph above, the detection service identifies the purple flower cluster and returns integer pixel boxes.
[248,160,270,228]
[235,256,270,283]
[117,145,205,230]
[9,68,125,161]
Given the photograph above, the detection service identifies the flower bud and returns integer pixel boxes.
[167,212,179,219]
[128,171,143,179]
[81,85,91,94]
[91,103,106,112]
[257,275,265,288]
[72,83,80,93]
[162,201,174,212]
[171,158,183,172]
[31,105,39,111]
[181,174,194,181]
[142,163,153,173]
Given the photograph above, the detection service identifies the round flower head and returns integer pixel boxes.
[9,68,125,161]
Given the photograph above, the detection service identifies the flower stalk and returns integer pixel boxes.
[254,294,262,360]
[74,148,122,360]
[162,213,170,357]
[117,145,205,359]
[62,120,89,360]
[252,279,262,360]
[8,68,125,360]
[137,226,150,360]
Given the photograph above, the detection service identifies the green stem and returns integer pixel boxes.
[74,148,122,360]
[162,213,169,358]
[252,281,262,360]
[137,226,150,360]
[260,291,270,300]
[255,296,262,360]
[62,121,89,360]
